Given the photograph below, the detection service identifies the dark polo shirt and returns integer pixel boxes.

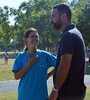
[53,24,86,97]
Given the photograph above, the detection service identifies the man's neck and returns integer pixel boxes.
[60,22,71,32]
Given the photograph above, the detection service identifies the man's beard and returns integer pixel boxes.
[52,23,61,30]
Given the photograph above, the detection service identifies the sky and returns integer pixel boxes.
[0,0,72,9]
[0,0,72,25]
[0,0,29,9]
[0,0,29,25]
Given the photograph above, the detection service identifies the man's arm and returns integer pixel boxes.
[49,54,72,100]
[55,54,72,89]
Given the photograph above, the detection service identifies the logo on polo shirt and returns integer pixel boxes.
[39,65,45,68]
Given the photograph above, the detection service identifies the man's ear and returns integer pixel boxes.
[61,13,67,20]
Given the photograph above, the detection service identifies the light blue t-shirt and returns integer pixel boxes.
[12,50,56,100]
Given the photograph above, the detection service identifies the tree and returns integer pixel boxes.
[9,0,67,51]
[0,6,12,49]
[72,0,90,44]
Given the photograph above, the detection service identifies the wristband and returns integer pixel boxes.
[52,87,59,92]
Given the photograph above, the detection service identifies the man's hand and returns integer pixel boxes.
[49,90,58,100]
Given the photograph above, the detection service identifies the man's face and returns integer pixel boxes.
[50,8,62,30]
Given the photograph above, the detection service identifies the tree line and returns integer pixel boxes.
[0,0,90,52]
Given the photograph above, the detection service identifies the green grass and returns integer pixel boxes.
[0,58,90,81]
[0,58,90,80]
[0,58,54,81]
[0,87,90,100]
[0,58,15,81]
[0,92,17,100]
[85,87,90,100]
[0,58,90,100]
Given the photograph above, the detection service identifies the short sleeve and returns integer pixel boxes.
[61,33,75,55]
[12,53,23,72]
[46,52,56,68]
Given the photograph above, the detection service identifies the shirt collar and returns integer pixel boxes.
[63,24,76,34]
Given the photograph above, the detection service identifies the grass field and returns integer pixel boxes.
[0,58,90,81]
[0,58,54,81]
[0,92,17,100]
[0,58,90,100]
[0,87,90,100]
[0,58,15,81]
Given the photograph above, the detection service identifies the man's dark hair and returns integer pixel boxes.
[53,3,72,21]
